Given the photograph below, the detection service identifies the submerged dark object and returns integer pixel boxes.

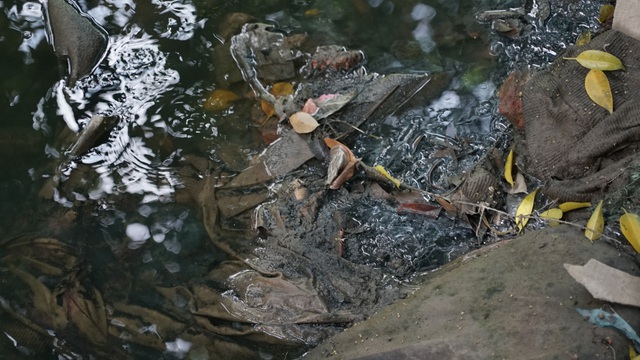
[43,0,108,86]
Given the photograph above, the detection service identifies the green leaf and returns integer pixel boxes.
[585,69,613,114]
[564,50,625,71]
[584,200,604,242]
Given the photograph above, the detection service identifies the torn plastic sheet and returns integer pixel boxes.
[576,308,640,350]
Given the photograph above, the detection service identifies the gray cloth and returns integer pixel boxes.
[523,30,640,201]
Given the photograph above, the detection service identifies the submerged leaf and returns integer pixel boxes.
[261,82,294,117]
[585,69,613,114]
[289,112,319,134]
[203,89,240,111]
[576,31,591,46]
[584,200,604,242]
[397,203,440,218]
[515,188,538,233]
[374,165,401,188]
[565,50,625,71]
[599,4,615,23]
[504,148,515,187]
[620,209,640,253]
[558,201,591,212]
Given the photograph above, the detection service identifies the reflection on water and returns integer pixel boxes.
[0,0,605,358]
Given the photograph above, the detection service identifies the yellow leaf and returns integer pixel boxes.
[630,345,640,360]
[576,31,591,46]
[620,209,640,253]
[289,112,319,134]
[564,50,625,71]
[558,201,591,212]
[203,89,240,111]
[599,4,614,23]
[540,208,563,227]
[585,69,613,114]
[504,148,514,187]
[584,200,604,242]
[516,189,538,233]
[374,165,402,188]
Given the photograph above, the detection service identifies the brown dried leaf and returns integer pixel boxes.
[289,111,319,134]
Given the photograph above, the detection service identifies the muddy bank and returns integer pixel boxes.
[303,225,640,359]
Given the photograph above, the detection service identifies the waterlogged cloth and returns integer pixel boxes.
[523,30,640,201]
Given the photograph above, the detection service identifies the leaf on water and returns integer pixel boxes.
[504,148,515,187]
[540,208,563,226]
[515,188,538,233]
[289,112,319,134]
[203,89,240,111]
[620,209,640,253]
[558,201,591,212]
[576,31,591,46]
[584,200,604,242]
[565,50,625,71]
[585,69,613,114]
[374,165,402,188]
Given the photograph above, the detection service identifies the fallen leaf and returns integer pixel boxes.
[314,92,355,119]
[558,201,591,212]
[203,89,240,111]
[324,138,356,163]
[515,188,538,233]
[585,69,613,114]
[620,209,640,253]
[564,259,640,307]
[397,203,440,218]
[261,82,294,117]
[504,148,515,187]
[374,165,402,188]
[324,138,358,189]
[599,4,615,23]
[584,200,604,242]
[576,31,591,46]
[301,98,318,115]
[289,111,319,134]
[508,172,528,194]
[565,50,625,71]
[540,208,563,226]
[631,345,640,360]
[326,146,350,186]
[329,160,357,190]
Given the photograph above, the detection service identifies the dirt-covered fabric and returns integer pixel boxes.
[523,30,640,201]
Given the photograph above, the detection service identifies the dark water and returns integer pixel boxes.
[0,0,602,358]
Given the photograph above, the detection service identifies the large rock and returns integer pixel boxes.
[304,225,640,359]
